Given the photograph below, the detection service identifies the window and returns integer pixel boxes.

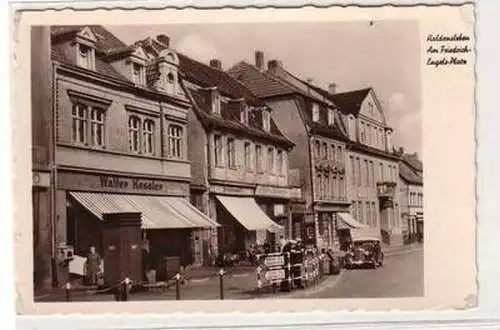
[240,106,249,125]
[359,202,364,224]
[277,149,283,174]
[90,108,105,147]
[212,92,221,115]
[316,174,322,199]
[255,145,262,172]
[366,124,371,145]
[312,103,320,122]
[72,103,88,144]
[324,174,330,199]
[168,124,183,159]
[366,201,371,226]
[330,175,336,200]
[368,102,374,115]
[214,134,223,166]
[262,110,271,132]
[267,147,274,173]
[314,140,321,158]
[322,142,328,160]
[328,109,335,125]
[142,119,155,155]
[77,44,94,70]
[337,146,342,164]
[372,202,377,226]
[331,145,336,162]
[128,116,141,153]
[350,156,355,185]
[379,162,384,181]
[356,157,361,186]
[132,62,146,85]
[364,160,369,187]
[339,176,345,200]
[370,161,375,186]
[360,122,366,143]
[244,142,252,169]
[227,138,236,168]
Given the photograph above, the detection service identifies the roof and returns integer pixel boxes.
[188,87,294,148]
[399,160,423,185]
[402,153,423,172]
[305,82,371,116]
[228,61,297,99]
[51,25,132,56]
[178,56,266,106]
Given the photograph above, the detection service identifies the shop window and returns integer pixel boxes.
[128,115,141,153]
[214,134,223,166]
[227,138,236,168]
[168,124,183,159]
[143,119,155,155]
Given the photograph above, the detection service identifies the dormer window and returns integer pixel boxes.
[328,109,335,126]
[262,109,271,132]
[77,43,95,70]
[240,105,249,125]
[312,103,320,122]
[132,62,146,86]
[212,92,221,115]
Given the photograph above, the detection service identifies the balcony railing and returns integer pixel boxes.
[314,159,345,174]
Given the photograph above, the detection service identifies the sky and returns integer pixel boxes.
[107,21,421,155]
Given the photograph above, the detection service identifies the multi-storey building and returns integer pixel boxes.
[307,84,404,246]
[228,53,352,250]
[36,25,218,288]
[230,51,404,247]
[398,151,424,243]
[137,38,302,261]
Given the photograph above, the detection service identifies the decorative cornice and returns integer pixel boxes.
[67,89,112,107]
[124,104,160,117]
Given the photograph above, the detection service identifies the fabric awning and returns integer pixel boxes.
[69,192,219,229]
[337,212,369,229]
[215,195,283,233]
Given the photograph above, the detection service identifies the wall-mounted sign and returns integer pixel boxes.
[32,171,50,187]
[100,175,163,191]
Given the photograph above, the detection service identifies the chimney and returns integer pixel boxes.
[156,34,170,48]
[307,78,314,85]
[399,147,404,155]
[267,59,283,73]
[328,83,337,95]
[209,59,222,70]
[255,51,264,71]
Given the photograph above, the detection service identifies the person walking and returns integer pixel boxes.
[84,246,102,286]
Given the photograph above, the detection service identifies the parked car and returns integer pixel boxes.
[344,237,384,269]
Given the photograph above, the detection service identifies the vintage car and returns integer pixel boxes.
[344,237,384,269]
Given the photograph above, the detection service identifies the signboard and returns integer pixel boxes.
[265,269,285,281]
[264,255,285,268]
[260,253,287,282]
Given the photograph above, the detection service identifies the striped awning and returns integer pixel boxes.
[69,192,219,229]
[215,195,283,233]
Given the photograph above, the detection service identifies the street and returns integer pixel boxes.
[305,247,424,299]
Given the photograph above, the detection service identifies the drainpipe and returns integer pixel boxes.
[50,63,58,286]
[306,135,318,247]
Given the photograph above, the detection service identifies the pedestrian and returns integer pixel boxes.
[84,246,102,286]
[278,235,286,252]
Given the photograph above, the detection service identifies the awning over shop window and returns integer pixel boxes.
[215,195,283,233]
[69,192,219,229]
[337,212,369,229]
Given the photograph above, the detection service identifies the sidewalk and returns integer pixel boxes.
[382,242,422,255]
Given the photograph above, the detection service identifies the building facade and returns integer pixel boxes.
[230,51,404,248]
[35,26,218,289]
[398,152,424,243]
[228,53,351,250]
[138,38,302,262]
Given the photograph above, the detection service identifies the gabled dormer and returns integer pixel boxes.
[73,27,97,70]
[262,107,271,132]
[129,47,148,86]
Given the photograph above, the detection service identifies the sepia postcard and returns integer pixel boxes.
[13,3,476,314]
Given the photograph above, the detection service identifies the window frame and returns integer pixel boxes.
[214,134,223,167]
[327,108,335,126]
[128,115,141,153]
[142,119,155,155]
[167,123,184,159]
[312,103,320,122]
[227,137,236,169]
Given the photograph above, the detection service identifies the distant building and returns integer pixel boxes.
[398,151,424,243]
[229,51,404,247]
[138,38,302,260]
[36,26,218,289]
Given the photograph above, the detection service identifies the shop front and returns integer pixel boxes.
[314,202,351,251]
[57,169,218,283]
